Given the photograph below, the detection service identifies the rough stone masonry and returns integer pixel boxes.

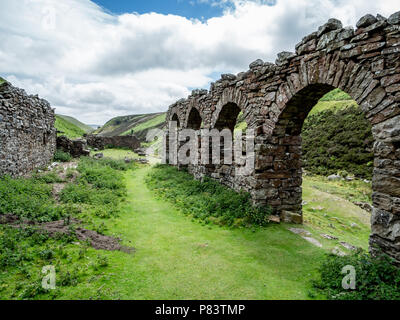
[0,81,56,176]
[166,12,400,263]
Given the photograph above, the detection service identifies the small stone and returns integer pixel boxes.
[328,174,341,181]
[281,211,303,224]
[221,73,236,81]
[376,14,387,21]
[249,59,264,69]
[356,14,377,28]
[268,215,280,223]
[388,11,400,25]
[289,227,312,236]
[340,242,357,251]
[302,236,323,248]
[317,18,343,37]
[276,51,296,62]
[321,234,338,240]
[350,223,359,228]
[332,247,347,256]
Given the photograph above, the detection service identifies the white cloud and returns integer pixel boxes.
[0,0,398,124]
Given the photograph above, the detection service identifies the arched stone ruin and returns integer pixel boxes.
[166,12,400,263]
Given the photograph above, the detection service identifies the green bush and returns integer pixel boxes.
[54,149,72,162]
[59,157,135,219]
[33,172,64,184]
[0,176,63,222]
[145,165,271,226]
[302,106,373,179]
[312,251,400,300]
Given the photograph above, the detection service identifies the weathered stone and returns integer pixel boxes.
[56,136,90,158]
[317,18,343,37]
[0,82,56,176]
[356,14,377,28]
[86,135,140,151]
[249,59,264,69]
[388,11,400,25]
[221,74,236,81]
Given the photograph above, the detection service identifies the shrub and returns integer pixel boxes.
[145,165,271,226]
[54,149,72,162]
[0,176,63,222]
[302,106,373,179]
[33,172,64,184]
[312,251,400,300]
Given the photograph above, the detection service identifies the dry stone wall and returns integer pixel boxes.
[86,135,141,151]
[0,81,56,176]
[166,12,400,263]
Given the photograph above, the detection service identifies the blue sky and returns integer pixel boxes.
[93,0,228,20]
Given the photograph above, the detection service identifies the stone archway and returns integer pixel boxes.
[171,113,180,128]
[166,12,400,262]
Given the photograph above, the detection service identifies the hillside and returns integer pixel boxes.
[57,114,94,133]
[94,112,166,141]
[55,115,86,139]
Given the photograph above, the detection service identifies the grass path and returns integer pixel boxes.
[59,166,326,299]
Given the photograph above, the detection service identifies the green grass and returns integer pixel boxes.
[0,77,5,85]
[302,175,371,252]
[121,113,166,136]
[55,115,86,139]
[0,175,63,222]
[89,148,142,160]
[54,166,326,299]
[57,115,93,133]
[146,165,271,226]
[319,88,352,101]
[308,100,358,116]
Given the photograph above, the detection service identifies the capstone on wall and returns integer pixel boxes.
[166,12,400,263]
[0,81,56,176]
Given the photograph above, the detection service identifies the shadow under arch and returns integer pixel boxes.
[186,107,202,130]
[171,113,180,128]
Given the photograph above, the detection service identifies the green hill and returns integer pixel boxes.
[55,115,86,139]
[94,112,166,141]
[57,114,94,133]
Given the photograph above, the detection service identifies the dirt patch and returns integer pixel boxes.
[0,214,134,253]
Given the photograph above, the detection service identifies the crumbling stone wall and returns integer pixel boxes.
[0,81,56,176]
[166,12,400,263]
[56,136,90,158]
[86,135,141,151]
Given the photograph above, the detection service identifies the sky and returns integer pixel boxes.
[0,0,399,125]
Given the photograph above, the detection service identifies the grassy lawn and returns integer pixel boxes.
[302,176,371,252]
[57,165,371,299]
[308,100,358,116]
[89,148,143,160]
[56,166,326,299]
